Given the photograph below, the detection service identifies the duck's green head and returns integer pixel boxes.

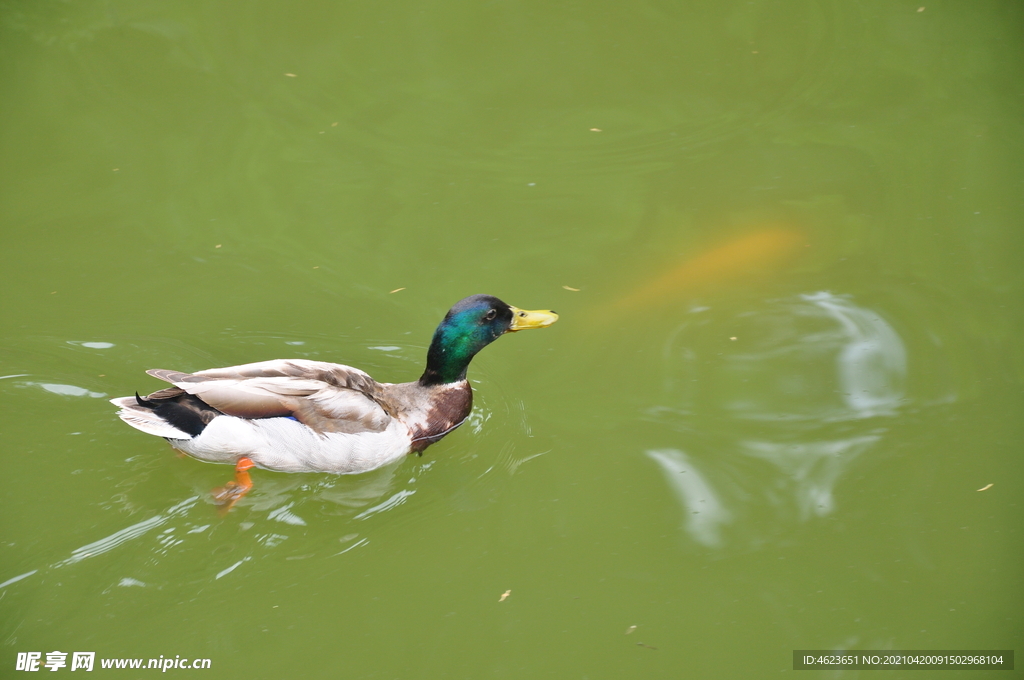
[419,294,558,386]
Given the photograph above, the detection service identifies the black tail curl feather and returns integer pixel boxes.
[134,390,222,438]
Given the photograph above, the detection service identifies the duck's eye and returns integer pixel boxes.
[484,309,497,321]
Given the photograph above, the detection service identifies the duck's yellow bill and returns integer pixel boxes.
[508,306,559,331]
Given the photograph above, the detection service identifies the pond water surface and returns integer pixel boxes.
[1,1,1021,678]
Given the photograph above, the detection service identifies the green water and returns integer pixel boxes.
[2,1,1021,677]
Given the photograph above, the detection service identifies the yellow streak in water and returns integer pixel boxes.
[611,226,805,310]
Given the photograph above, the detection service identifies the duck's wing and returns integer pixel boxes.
[147,360,394,434]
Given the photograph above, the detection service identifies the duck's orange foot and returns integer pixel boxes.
[212,457,256,514]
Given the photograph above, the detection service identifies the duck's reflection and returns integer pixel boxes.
[647,291,907,547]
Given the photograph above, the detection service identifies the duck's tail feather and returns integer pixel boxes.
[110,395,193,439]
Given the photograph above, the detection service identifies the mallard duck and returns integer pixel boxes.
[110,295,557,507]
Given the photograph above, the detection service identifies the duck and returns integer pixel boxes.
[110,295,558,508]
